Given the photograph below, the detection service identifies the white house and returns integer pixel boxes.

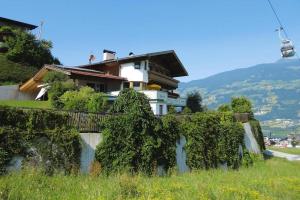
[20,50,189,115]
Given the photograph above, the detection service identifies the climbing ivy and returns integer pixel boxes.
[95,89,180,175]
[182,111,246,170]
[0,106,81,175]
[249,120,266,151]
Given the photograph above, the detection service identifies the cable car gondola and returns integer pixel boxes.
[276,27,296,58]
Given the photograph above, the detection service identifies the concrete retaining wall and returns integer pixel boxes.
[79,133,189,174]
[80,133,102,173]
[243,122,261,154]
[0,85,35,100]
[176,136,189,172]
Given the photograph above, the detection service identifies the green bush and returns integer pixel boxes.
[217,104,231,112]
[0,106,81,175]
[95,89,180,175]
[48,80,76,109]
[183,111,245,170]
[0,54,37,85]
[167,105,177,114]
[60,86,107,112]
[43,70,76,109]
[43,71,69,84]
[182,107,192,114]
[186,91,203,113]
[231,97,252,114]
[0,26,60,68]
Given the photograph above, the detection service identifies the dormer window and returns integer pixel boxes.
[134,61,141,69]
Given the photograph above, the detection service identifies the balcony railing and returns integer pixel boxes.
[109,90,186,107]
[141,90,186,107]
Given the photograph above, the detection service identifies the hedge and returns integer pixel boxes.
[0,106,81,175]
[95,90,259,174]
[95,89,180,175]
[182,111,248,170]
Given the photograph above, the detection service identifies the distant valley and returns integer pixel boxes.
[178,59,300,136]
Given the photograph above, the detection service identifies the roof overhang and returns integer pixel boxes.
[77,50,189,77]
[19,64,126,92]
[19,65,70,92]
[0,17,38,30]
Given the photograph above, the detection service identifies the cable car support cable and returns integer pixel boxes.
[266,0,300,60]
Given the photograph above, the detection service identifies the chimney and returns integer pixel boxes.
[103,49,116,61]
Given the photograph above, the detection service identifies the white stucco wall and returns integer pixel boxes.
[120,61,148,82]
[150,102,167,115]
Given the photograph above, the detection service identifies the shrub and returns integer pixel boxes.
[231,97,252,114]
[183,111,245,170]
[0,54,37,85]
[182,107,192,114]
[167,106,177,114]
[43,71,76,109]
[186,91,203,113]
[43,71,69,84]
[217,104,231,112]
[159,114,181,170]
[96,89,180,175]
[291,137,298,147]
[47,79,76,109]
[60,86,107,112]
[0,26,60,68]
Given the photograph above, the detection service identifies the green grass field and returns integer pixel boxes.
[268,146,300,155]
[0,158,299,200]
[0,100,51,109]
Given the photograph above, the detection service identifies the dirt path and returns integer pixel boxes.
[264,150,300,161]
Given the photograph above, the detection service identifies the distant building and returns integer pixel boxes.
[0,17,37,30]
[0,17,37,52]
[20,50,189,115]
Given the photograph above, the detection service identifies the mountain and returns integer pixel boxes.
[178,59,300,136]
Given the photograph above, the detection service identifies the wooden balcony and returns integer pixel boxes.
[148,71,179,89]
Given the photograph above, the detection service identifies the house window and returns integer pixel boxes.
[87,83,107,93]
[134,61,141,69]
[144,61,148,70]
[123,81,130,89]
[159,105,164,116]
[87,83,95,89]
[97,84,107,93]
[133,82,140,87]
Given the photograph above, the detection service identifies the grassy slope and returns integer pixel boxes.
[0,158,299,200]
[0,54,37,85]
[268,146,300,155]
[0,100,51,109]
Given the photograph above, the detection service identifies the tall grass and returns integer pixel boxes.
[0,158,299,200]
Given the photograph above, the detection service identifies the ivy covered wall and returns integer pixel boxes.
[0,106,81,175]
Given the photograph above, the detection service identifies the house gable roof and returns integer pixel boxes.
[19,65,125,92]
[0,17,38,30]
[77,50,188,77]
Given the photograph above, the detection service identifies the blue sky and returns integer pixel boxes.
[2,0,300,82]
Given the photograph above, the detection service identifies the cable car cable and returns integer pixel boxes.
[266,0,289,38]
[266,0,300,61]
